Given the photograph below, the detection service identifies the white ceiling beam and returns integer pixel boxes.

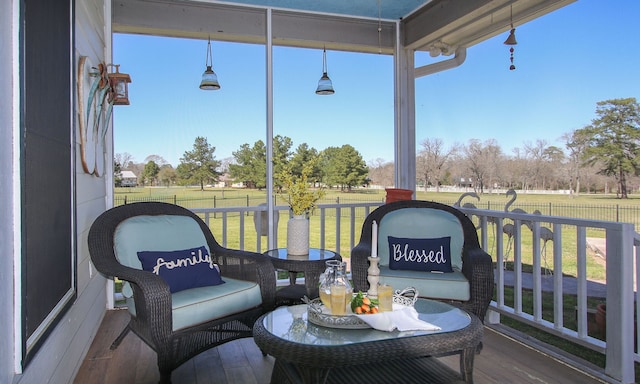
[113,0,576,55]
[112,0,396,54]
[403,0,576,51]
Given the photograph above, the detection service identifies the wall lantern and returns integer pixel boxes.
[107,64,132,105]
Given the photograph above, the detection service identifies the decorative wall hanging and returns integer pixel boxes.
[77,56,131,176]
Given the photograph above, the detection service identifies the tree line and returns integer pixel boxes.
[408,98,640,198]
[115,136,369,192]
[116,98,640,198]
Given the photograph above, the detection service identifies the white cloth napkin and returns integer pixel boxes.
[355,304,442,332]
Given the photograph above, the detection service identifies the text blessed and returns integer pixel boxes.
[391,243,446,265]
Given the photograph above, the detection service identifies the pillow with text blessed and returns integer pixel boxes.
[137,246,224,293]
[387,236,453,273]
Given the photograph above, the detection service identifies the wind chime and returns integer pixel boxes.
[504,5,517,70]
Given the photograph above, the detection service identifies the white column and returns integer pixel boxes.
[604,223,635,383]
[393,21,416,194]
[265,8,275,250]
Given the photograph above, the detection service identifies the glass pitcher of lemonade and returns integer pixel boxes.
[319,260,352,315]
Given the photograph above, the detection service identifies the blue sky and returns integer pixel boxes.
[113,0,640,167]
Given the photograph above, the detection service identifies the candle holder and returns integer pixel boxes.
[367,256,380,297]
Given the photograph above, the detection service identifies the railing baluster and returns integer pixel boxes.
[349,206,355,251]
[576,226,588,338]
[222,211,228,247]
[495,218,505,309]
[239,211,245,250]
[531,221,542,323]
[319,207,325,250]
[552,224,564,330]
[514,219,523,315]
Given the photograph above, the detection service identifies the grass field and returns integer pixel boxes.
[116,186,640,206]
[115,186,640,224]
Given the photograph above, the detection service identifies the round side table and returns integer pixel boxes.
[264,248,341,305]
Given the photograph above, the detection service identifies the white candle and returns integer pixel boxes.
[371,220,378,257]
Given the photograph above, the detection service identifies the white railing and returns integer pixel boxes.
[192,202,383,256]
[190,203,637,384]
[460,207,637,384]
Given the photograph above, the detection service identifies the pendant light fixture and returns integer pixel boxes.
[503,5,518,70]
[200,36,221,90]
[315,47,334,95]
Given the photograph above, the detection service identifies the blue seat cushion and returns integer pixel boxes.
[378,266,470,302]
[126,277,263,331]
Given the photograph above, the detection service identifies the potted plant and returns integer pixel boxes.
[279,161,325,255]
[595,302,637,347]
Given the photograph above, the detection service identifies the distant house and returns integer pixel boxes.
[120,171,138,187]
[459,177,474,188]
[218,173,244,188]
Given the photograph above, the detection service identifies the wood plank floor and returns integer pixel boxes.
[73,309,611,384]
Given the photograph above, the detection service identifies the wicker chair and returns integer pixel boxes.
[88,202,276,383]
[351,200,494,323]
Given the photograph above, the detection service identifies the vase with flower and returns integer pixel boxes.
[279,161,325,256]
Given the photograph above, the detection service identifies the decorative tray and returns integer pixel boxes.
[304,287,418,329]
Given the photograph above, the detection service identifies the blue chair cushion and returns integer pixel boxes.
[379,266,470,302]
[375,207,469,302]
[126,277,263,331]
[114,215,212,297]
[387,236,453,273]
[137,246,224,293]
[377,208,463,270]
[171,277,262,331]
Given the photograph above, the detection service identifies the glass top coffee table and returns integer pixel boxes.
[253,298,482,384]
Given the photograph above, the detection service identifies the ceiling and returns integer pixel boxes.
[211,0,431,20]
[112,0,576,54]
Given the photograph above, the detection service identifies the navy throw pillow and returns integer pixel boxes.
[137,246,224,293]
[387,236,453,273]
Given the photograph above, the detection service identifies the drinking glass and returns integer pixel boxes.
[378,284,394,312]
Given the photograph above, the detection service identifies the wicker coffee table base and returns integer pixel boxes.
[272,353,471,384]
